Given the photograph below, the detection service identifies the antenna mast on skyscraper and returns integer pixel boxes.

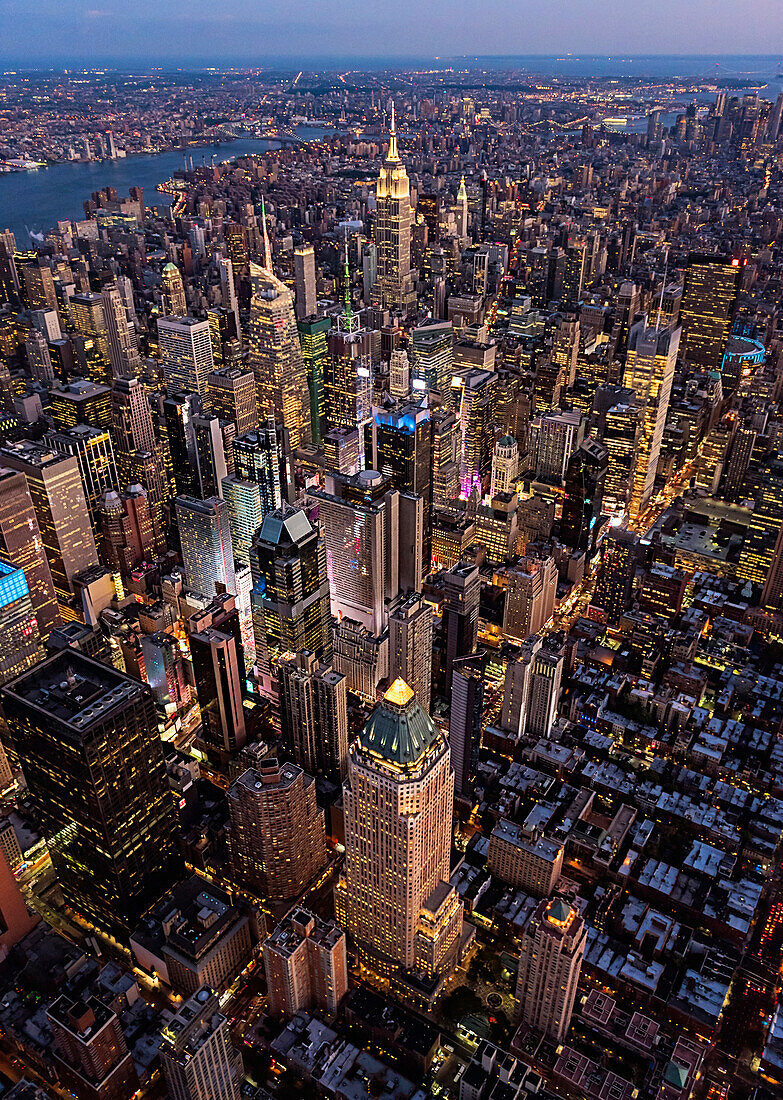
[339,234,359,333]
[261,196,272,271]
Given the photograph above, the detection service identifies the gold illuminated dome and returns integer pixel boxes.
[384,677,414,707]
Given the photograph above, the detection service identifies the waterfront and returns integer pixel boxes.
[0,127,333,241]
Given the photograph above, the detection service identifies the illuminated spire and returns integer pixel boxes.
[457,175,467,202]
[339,234,358,332]
[261,196,272,271]
[387,100,399,163]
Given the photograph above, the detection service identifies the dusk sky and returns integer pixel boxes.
[2,0,783,66]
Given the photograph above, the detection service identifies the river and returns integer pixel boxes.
[0,127,335,242]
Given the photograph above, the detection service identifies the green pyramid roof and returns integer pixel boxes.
[358,679,440,765]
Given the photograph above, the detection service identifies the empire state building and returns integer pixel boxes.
[373,104,416,313]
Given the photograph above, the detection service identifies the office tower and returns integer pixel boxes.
[278,651,349,782]
[389,348,410,400]
[488,820,563,898]
[208,306,239,366]
[142,630,192,714]
[411,320,454,403]
[0,442,98,618]
[552,315,580,388]
[560,438,608,553]
[25,328,55,384]
[372,105,416,312]
[248,262,311,454]
[101,281,138,379]
[294,245,317,320]
[48,995,139,1100]
[311,470,405,635]
[388,591,433,714]
[2,651,182,935]
[162,262,187,316]
[264,908,348,1017]
[160,988,242,1100]
[71,291,112,383]
[323,427,360,475]
[326,325,373,438]
[680,253,742,375]
[233,424,283,519]
[0,467,60,638]
[601,400,641,520]
[50,380,112,430]
[592,529,639,624]
[738,456,783,586]
[490,435,519,496]
[175,495,235,598]
[192,415,229,499]
[561,239,586,308]
[228,755,327,900]
[111,376,168,546]
[332,617,389,701]
[160,391,199,496]
[722,418,757,502]
[336,680,462,986]
[526,645,564,739]
[456,369,497,495]
[456,175,469,237]
[432,409,460,509]
[528,409,585,485]
[610,280,641,361]
[0,559,45,686]
[503,554,557,643]
[23,263,58,313]
[365,400,433,563]
[207,367,258,437]
[250,505,332,682]
[297,315,331,446]
[622,321,680,521]
[159,316,214,397]
[442,561,480,687]
[45,425,119,532]
[189,593,246,766]
[217,255,241,338]
[514,897,586,1041]
[222,476,264,564]
[449,654,485,801]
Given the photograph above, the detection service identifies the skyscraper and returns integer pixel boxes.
[278,650,349,782]
[264,909,348,1018]
[325,325,373,439]
[247,262,311,453]
[294,245,317,320]
[2,650,182,936]
[622,320,680,521]
[388,591,434,714]
[0,466,60,638]
[0,558,45,686]
[514,896,586,1041]
[159,316,214,398]
[249,505,332,683]
[159,988,242,1100]
[311,470,406,635]
[189,593,246,766]
[503,554,557,644]
[297,314,331,446]
[99,486,155,581]
[228,755,327,900]
[526,644,565,740]
[71,291,111,384]
[560,438,608,553]
[233,424,283,517]
[449,654,485,801]
[410,321,454,404]
[441,561,480,688]
[490,435,519,497]
[175,495,236,599]
[372,105,416,313]
[45,425,120,533]
[592,529,639,625]
[101,281,139,380]
[208,367,258,437]
[48,995,139,1100]
[680,253,742,376]
[0,442,98,619]
[161,262,188,316]
[336,680,462,991]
